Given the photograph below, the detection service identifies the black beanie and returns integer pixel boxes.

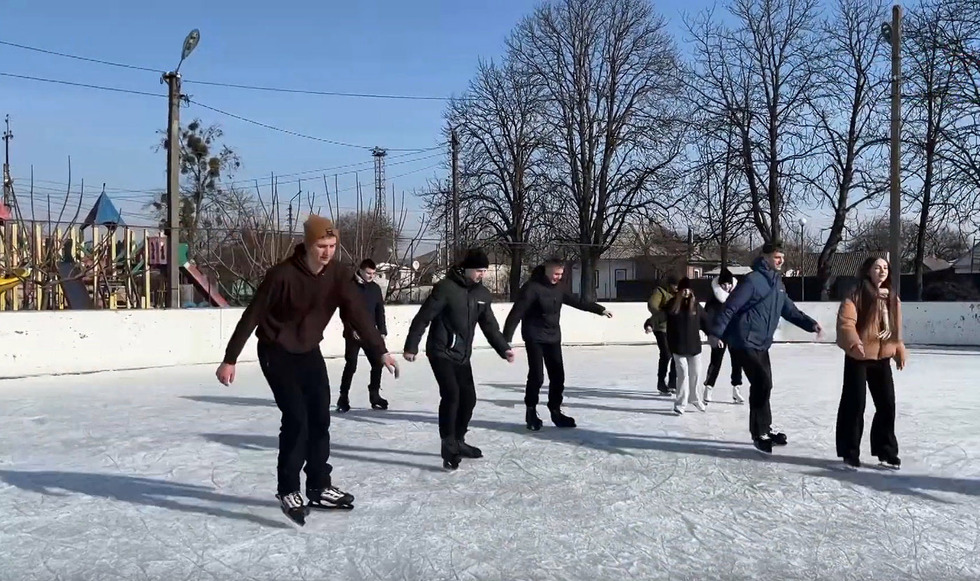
[460,248,490,269]
[719,268,734,285]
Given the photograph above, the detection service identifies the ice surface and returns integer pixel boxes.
[0,344,978,581]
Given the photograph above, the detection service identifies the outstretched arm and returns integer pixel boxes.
[503,284,536,342]
[562,291,607,315]
[781,295,819,333]
[479,303,512,358]
[709,278,755,339]
[223,270,280,364]
[404,285,447,355]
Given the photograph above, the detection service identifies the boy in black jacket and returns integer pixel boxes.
[403,248,515,470]
[338,259,389,412]
[503,258,612,430]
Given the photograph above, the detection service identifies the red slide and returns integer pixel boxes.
[182,264,229,307]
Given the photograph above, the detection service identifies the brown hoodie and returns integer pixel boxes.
[836,292,907,365]
[222,244,387,365]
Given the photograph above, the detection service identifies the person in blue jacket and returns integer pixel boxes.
[708,240,822,454]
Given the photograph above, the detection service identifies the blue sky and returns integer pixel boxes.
[4,0,844,253]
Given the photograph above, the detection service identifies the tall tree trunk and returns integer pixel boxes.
[508,244,524,301]
[578,250,600,303]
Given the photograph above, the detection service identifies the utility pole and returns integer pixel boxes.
[887,5,902,298]
[164,72,182,309]
[2,115,12,206]
[450,128,460,262]
[162,30,200,309]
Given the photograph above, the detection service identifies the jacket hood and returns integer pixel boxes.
[530,264,553,286]
[711,276,737,303]
[290,244,325,277]
[448,267,478,288]
[752,255,779,284]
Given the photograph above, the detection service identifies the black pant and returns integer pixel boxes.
[836,356,898,460]
[731,348,773,439]
[653,330,677,389]
[257,343,332,495]
[428,357,477,440]
[524,341,566,410]
[704,345,743,387]
[339,337,383,394]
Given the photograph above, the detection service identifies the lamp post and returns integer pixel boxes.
[163,29,200,309]
[881,6,902,298]
[798,217,807,301]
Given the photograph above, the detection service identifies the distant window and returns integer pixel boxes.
[615,268,627,281]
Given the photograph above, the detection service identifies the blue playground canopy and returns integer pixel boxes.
[82,192,126,229]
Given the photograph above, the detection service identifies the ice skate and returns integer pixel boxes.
[692,400,706,412]
[704,385,713,403]
[525,407,543,431]
[336,392,350,413]
[768,431,788,446]
[657,380,671,395]
[840,455,861,471]
[276,491,309,525]
[753,435,773,455]
[308,485,355,510]
[732,385,745,404]
[549,407,576,428]
[877,454,901,470]
[672,405,684,415]
[441,437,461,470]
[369,388,388,410]
[457,438,483,459]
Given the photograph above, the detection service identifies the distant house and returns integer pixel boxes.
[783,250,888,279]
[951,246,980,273]
[411,246,511,296]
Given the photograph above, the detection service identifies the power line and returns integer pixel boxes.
[182,79,461,102]
[0,40,162,73]
[0,71,165,98]
[186,99,434,152]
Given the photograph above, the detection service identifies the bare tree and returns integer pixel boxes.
[687,0,822,244]
[847,213,969,268]
[508,0,688,301]
[804,0,890,298]
[447,58,549,299]
[902,0,971,298]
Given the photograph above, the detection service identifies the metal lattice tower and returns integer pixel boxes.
[372,147,387,218]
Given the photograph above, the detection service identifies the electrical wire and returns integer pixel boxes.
[0,71,164,98]
[0,40,163,73]
[182,79,461,101]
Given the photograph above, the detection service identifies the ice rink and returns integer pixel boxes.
[1,343,978,581]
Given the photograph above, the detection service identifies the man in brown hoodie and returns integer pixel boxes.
[215,215,398,525]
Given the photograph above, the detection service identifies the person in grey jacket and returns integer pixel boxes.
[708,241,822,454]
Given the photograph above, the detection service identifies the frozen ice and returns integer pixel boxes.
[0,344,978,580]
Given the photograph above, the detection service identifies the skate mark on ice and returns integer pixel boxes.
[201,433,445,472]
[0,470,291,529]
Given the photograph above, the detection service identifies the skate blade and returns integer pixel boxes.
[308,503,354,510]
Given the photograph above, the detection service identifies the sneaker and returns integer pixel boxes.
[732,386,744,404]
[276,491,308,525]
[753,435,773,455]
[878,454,901,470]
[369,388,388,410]
[307,485,354,508]
[336,393,351,413]
[549,408,576,428]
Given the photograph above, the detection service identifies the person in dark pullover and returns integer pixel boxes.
[403,248,514,470]
[647,275,679,394]
[338,258,389,413]
[663,277,711,415]
[503,258,612,430]
[702,268,744,404]
[216,216,399,525]
[708,240,821,454]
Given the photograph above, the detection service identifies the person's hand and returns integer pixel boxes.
[382,353,400,378]
[504,349,515,363]
[814,322,823,339]
[852,342,866,358]
[216,363,236,386]
[895,349,907,370]
[403,352,416,362]
[644,326,653,335]
[603,310,613,318]
[708,335,724,349]
[352,331,360,341]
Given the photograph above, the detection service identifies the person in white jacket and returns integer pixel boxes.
[702,268,744,404]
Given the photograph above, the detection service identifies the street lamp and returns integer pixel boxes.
[798,217,807,301]
[163,29,200,309]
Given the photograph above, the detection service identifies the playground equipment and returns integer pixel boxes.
[0,266,30,293]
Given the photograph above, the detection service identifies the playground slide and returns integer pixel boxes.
[0,267,30,293]
[57,262,94,310]
[182,264,229,307]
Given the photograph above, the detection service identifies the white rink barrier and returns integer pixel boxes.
[1,301,978,378]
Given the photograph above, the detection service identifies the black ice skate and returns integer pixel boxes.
[877,454,901,470]
[307,486,355,510]
[753,435,773,455]
[840,455,861,471]
[441,437,461,470]
[550,408,576,428]
[457,439,483,459]
[276,491,310,525]
[768,431,788,446]
[525,407,543,431]
[336,392,351,413]
[369,388,389,410]
[657,380,671,395]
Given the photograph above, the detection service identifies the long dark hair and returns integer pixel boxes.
[851,256,899,337]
